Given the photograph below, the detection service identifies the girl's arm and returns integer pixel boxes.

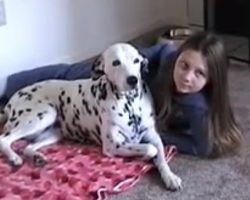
[160,107,213,157]
[138,43,176,84]
[3,60,93,101]
[138,43,176,66]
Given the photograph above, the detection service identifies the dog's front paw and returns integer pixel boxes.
[163,171,182,191]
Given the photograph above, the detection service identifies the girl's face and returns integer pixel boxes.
[173,49,208,94]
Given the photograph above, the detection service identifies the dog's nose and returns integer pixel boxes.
[127,76,138,86]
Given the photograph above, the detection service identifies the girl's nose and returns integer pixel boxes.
[183,71,194,83]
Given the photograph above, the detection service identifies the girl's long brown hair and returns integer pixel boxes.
[150,31,243,157]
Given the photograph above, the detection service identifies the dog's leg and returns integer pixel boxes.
[143,126,182,190]
[0,106,57,166]
[23,127,61,167]
[102,124,158,158]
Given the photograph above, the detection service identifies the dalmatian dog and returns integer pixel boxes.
[0,43,181,190]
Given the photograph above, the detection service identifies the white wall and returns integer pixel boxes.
[0,0,187,78]
[160,0,188,25]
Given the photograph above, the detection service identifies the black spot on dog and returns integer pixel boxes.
[98,83,107,101]
[127,99,132,106]
[9,117,17,122]
[14,121,19,128]
[134,58,140,64]
[58,95,65,107]
[128,147,132,150]
[112,106,115,110]
[78,84,82,94]
[127,114,141,133]
[116,144,120,149]
[26,108,32,112]
[83,128,91,137]
[37,112,43,120]
[109,82,118,95]
[82,99,92,115]
[7,104,11,109]
[25,94,33,101]
[74,131,84,141]
[112,59,121,67]
[91,85,97,97]
[18,91,33,101]
[67,97,71,104]
[123,103,129,113]
[48,103,54,108]
[31,87,38,92]
[3,131,10,137]
[139,107,142,111]
[74,112,80,120]
[58,102,65,121]
[95,125,101,135]
[131,135,136,140]
[58,96,65,120]
[38,100,42,103]
[72,117,77,126]
[126,95,135,104]
[93,106,99,116]
[133,90,139,98]
[98,116,102,124]
[118,113,123,117]
[12,109,16,117]
[76,108,80,116]
[18,110,24,116]
[65,123,74,137]
[61,90,65,96]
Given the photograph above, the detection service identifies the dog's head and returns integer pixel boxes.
[91,43,148,93]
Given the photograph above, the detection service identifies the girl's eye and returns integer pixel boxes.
[180,61,189,70]
[195,70,205,78]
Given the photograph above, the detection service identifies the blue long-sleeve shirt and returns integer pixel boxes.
[1,43,213,157]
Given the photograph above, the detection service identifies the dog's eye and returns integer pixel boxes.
[112,59,121,67]
[134,58,140,64]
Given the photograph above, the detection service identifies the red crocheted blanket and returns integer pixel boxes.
[0,139,176,200]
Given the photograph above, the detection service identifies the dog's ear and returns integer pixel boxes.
[91,56,105,80]
[140,54,149,78]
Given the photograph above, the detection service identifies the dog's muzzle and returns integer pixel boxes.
[126,76,138,88]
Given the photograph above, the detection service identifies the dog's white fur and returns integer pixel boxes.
[0,43,181,190]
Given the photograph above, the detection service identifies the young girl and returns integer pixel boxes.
[0,31,243,158]
[142,31,243,158]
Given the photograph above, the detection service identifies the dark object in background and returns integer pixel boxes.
[158,27,195,47]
